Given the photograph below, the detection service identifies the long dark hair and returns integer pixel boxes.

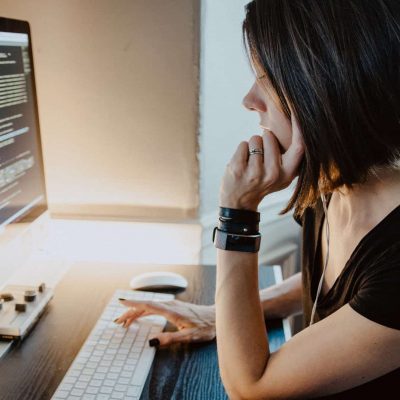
[242,0,400,219]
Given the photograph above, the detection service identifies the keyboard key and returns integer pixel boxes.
[89,379,102,387]
[115,384,128,392]
[121,371,133,378]
[82,368,95,376]
[85,386,99,395]
[96,395,110,400]
[71,388,84,396]
[52,391,69,399]
[81,395,95,400]
[63,376,77,384]
[58,383,73,391]
[75,381,88,389]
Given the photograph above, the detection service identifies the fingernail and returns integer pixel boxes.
[118,298,126,301]
[149,338,160,347]
[113,318,119,323]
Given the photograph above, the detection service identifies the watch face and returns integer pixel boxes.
[213,228,261,252]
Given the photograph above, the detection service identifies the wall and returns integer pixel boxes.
[0,0,200,221]
[199,0,301,265]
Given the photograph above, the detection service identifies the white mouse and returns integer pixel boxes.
[129,271,188,290]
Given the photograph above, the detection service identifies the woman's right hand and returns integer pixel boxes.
[114,298,216,347]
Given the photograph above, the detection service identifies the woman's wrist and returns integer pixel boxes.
[219,202,259,212]
[213,205,262,252]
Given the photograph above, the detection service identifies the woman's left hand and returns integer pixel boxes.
[219,110,305,211]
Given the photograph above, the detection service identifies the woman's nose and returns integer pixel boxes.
[242,82,267,113]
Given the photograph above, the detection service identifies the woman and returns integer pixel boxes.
[116,0,400,398]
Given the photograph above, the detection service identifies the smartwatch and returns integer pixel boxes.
[212,227,261,253]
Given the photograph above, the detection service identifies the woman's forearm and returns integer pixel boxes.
[215,249,269,398]
[260,271,303,319]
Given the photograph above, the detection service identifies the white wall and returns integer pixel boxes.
[1,0,200,221]
[199,0,295,217]
[199,0,301,265]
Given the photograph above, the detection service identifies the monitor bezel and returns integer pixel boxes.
[0,16,48,224]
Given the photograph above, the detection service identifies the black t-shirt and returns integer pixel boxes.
[293,193,400,399]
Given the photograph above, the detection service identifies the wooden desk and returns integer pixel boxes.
[0,262,289,400]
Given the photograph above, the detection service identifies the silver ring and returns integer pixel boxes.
[249,148,264,156]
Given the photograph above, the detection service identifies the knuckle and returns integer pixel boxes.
[249,135,262,143]
[265,166,280,182]
[231,165,244,178]
[174,314,187,327]
[247,172,262,183]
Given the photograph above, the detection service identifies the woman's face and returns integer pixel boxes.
[242,67,292,154]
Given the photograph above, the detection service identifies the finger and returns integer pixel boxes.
[115,308,147,325]
[119,299,183,326]
[247,135,264,171]
[122,314,147,328]
[149,327,200,347]
[230,141,249,169]
[281,110,305,181]
[261,130,282,178]
[114,306,144,323]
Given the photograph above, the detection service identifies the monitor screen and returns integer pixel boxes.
[0,17,47,227]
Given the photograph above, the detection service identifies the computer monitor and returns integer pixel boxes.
[0,17,47,229]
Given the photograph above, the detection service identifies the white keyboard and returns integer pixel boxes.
[52,289,175,400]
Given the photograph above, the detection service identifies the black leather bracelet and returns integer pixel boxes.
[218,218,259,235]
[219,207,260,223]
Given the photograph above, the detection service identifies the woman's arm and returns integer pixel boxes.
[215,249,269,398]
[260,271,302,319]
[216,249,400,400]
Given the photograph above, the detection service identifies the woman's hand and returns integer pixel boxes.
[219,109,305,211]
[115,298,216,346]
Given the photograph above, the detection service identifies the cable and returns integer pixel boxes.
[309,192,331,326]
